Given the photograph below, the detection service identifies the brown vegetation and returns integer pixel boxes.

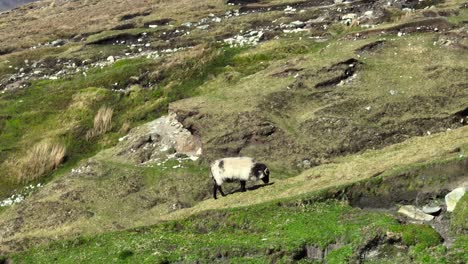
[5,141,66,183]
[86,106,114,140]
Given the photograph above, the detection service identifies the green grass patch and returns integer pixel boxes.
[10,199,446,263]
[451,193,468,235]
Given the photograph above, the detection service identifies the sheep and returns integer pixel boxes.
[210,157,270,199]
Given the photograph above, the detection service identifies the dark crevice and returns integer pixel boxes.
[119,10,151,21]
[315,58,362,88]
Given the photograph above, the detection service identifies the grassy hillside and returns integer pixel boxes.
[0,0,467,262]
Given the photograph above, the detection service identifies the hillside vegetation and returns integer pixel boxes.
[0,0,467,262]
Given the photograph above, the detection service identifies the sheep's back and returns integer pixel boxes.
[211,157,254,183]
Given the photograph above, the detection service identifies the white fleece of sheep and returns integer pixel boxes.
[211,157,257,185]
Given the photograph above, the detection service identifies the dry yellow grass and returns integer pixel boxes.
[5,140,66,183]
[86,106,113,140]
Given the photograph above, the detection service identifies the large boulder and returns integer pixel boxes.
[446,187,467,212]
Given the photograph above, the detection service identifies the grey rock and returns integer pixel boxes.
[398,205,434,221]
[422,205,441,215]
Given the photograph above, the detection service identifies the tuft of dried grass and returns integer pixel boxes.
[6,141,66,183]
[86,106,114,140]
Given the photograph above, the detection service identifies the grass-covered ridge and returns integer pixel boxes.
[9,199,451,263]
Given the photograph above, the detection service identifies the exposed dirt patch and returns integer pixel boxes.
[404,0,444,10]
[422,9,460,18]
[355,233,409,262]
[454,107,468,125]
[291,58,363,90]
[355,40,386,54]
[292,242,343,261]
[271,67,304,77]
[111,22,137,31]
[425,65,468,80]
[143,18,173,28]
[238,0,333,13]
[86,32,140,45]
[0,46,15,55]
[204,114,277,157]
[119,10,152,21]
[0,201,94,241]
[227,0,260,4]
[111,175,144,198]
[342,159,468,209]
[0,217,24,238]
[170,105,290,163]
[357,17,453,38]
[315,58,362,88]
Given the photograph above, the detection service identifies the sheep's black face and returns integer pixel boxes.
[262,174,269,184]
[252,163,270,184]
[261,166,270,184]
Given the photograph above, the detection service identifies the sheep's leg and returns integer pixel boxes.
[213,183,218,199]
[240,181,246,192]
[218,185,226,197]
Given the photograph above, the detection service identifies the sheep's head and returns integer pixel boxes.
[262,167,270,184]
[254,163,269,184]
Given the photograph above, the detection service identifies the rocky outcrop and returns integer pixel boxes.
[112,113,202,164]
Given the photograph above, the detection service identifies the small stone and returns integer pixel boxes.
[364,10,374,18]
[107,56,115,63]
[290,21,305,27]
[445,187,466,212]
[342,13,357,21]
[398,205,434,221]
[51,39,66,46]
[422,205,441,215]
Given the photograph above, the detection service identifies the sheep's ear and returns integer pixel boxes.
[264,168,269,175]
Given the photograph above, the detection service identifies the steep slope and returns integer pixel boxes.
[4,128,468,262]
[0,0,467,261]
